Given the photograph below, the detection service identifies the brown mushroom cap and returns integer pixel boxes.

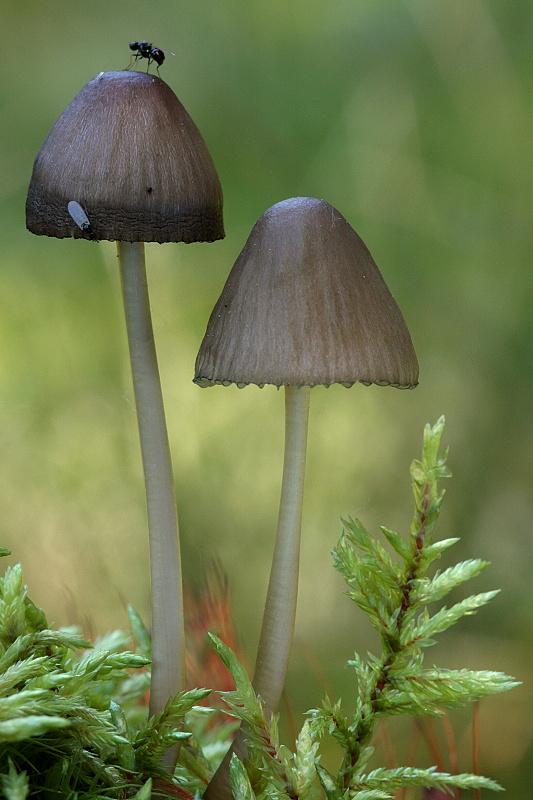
[194,197,418,389]
[26,71,224,243]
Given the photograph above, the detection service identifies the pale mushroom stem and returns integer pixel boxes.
[253,383,311,710]
[117,241,185,763]
[205,384,310,800]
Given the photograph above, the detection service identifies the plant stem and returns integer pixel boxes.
[205,384,310,800]
[338,478,435,790]
[117,242,185,758]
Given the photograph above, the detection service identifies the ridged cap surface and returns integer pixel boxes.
[194,198,418,389]
[26,71,224,243]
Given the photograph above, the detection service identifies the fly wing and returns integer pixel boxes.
[67,200,90,230]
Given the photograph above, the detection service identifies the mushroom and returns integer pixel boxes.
[195,196,418,798]
[26,69,224,758]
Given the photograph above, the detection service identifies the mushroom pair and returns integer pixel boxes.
[26,69,224,765]
[26,62,419,791]
[195,197,418,799]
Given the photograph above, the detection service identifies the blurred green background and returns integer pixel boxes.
[1,0,531,793]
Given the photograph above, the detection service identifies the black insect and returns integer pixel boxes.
[129,41,173,72]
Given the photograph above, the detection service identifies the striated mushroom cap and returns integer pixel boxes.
[26,70,224,243]
[194,197,418,389]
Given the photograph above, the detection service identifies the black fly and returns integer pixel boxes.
[128,41,174,73]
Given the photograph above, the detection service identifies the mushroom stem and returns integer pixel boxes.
[253,383,310,712]
[117,241,185,755]
[205,384,310,800]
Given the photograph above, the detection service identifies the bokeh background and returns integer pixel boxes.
[1,0,531,794]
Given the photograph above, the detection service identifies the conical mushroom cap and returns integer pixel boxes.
[26,71,224,243]
[194,197,418,389]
